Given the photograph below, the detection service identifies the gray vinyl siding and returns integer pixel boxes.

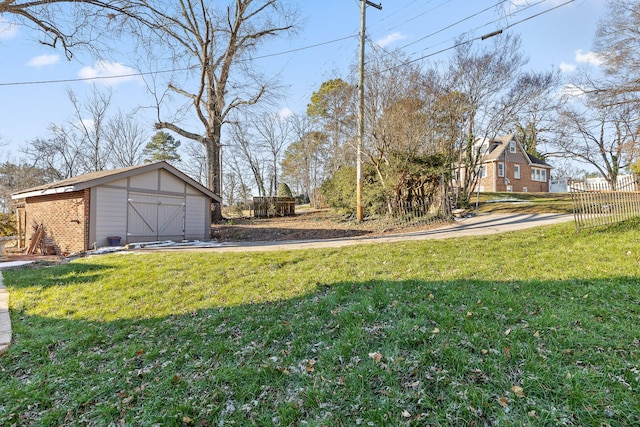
[185,195,208,239]
[94,186,128,247]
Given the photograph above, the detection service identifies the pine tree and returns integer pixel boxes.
[143,131,181,163]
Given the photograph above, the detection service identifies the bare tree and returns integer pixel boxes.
[555,99,640,189]
[179,140,207,185]
[507,70,563,159]
[229,122,267,197]
[281,130,327,205]
[141,0,296,221]
[22,124,83,179]
[252,112,292,196]
[447,33,529,205]
[1,0,148,58]
[226,151,254,207]
[105,111,149,167]
[593,0,640,90]
[67,86,112,172]
[0,161,58,212]
[22,87,151,176]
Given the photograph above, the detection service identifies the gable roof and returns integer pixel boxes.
[11,161,222,202]
[481,134,551,168]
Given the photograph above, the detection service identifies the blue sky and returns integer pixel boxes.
[0,0,606,158]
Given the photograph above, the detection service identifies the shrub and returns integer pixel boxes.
[0,212,17,236]
[277,183,293,197]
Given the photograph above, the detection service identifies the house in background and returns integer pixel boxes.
[11,161,221,254]
[474,134,552,193]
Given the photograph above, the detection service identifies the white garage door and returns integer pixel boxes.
[127,193,185,242]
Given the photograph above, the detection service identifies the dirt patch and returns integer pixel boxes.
[211,209,448,242]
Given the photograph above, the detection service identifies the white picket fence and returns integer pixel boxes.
[570,175,640,231]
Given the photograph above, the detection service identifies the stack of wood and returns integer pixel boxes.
[26,224,44,255]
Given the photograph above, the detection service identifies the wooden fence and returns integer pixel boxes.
[252,197,295,218]
[570,175,640,231]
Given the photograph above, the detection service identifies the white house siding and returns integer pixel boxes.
[129,170,159,191]
[159,170,186,193]
[185,195,208,239]
[93,186,128,247]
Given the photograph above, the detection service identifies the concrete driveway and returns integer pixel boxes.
[153,213,574,253]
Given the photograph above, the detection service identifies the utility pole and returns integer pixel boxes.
[356,0,382,222]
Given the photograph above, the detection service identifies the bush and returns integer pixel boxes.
[320,165,388,215]
[0,212,17,236]
[277,183,293,197]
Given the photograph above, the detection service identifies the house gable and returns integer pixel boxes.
[477,135,551,193]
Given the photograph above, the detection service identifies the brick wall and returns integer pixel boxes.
[23,190,90,254]
[478,162,549,192]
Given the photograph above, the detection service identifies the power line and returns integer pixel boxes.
[0,34,358,87]
[397,1,503,50]
[376,0,575,73]
[0,0,575,88]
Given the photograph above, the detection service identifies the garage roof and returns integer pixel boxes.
[11,161,222,202]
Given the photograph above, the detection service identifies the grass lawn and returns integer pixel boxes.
[2,219,640,426]
[474,192,574,215]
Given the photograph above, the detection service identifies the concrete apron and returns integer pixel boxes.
[0,272,11,356]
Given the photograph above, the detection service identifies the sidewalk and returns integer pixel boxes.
[153,213,575,253]
[0,272,10,356]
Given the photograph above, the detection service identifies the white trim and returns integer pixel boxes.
[12,186,77,199]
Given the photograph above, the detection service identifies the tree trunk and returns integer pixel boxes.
[204,134,223,222]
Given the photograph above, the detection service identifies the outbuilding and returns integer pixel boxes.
[11,161,221,254]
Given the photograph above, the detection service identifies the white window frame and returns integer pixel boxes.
[514,164,520,180]
[498,162,505,177]
[531,168,547,182]
[479,165,487,178]
[509,141,516,153]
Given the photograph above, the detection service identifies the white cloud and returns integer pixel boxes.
[375,32,407,48]
[79,119,95,131]
[561,84,586,98]
[27,54,60,68]
[575,49,604,66]
[78,61,139,85]
[0,18,18,40]
[278,107,293,119]
[559,62,576,73]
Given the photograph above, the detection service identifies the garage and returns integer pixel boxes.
[12,161,221,254]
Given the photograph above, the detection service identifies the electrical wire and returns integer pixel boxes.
[0,34,358,87]
[0,0,575,88]
[373,0,575,74]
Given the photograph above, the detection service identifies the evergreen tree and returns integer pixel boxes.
[143,131,181,163]
[277,182,293,197]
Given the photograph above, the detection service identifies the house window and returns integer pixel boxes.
[531,168,547,182]
[509,141,516,153]
[507,185,513,192]
[498,162,504,177]
[514,164,520,179]
[479,165,487,178]
[523,187,528,192]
